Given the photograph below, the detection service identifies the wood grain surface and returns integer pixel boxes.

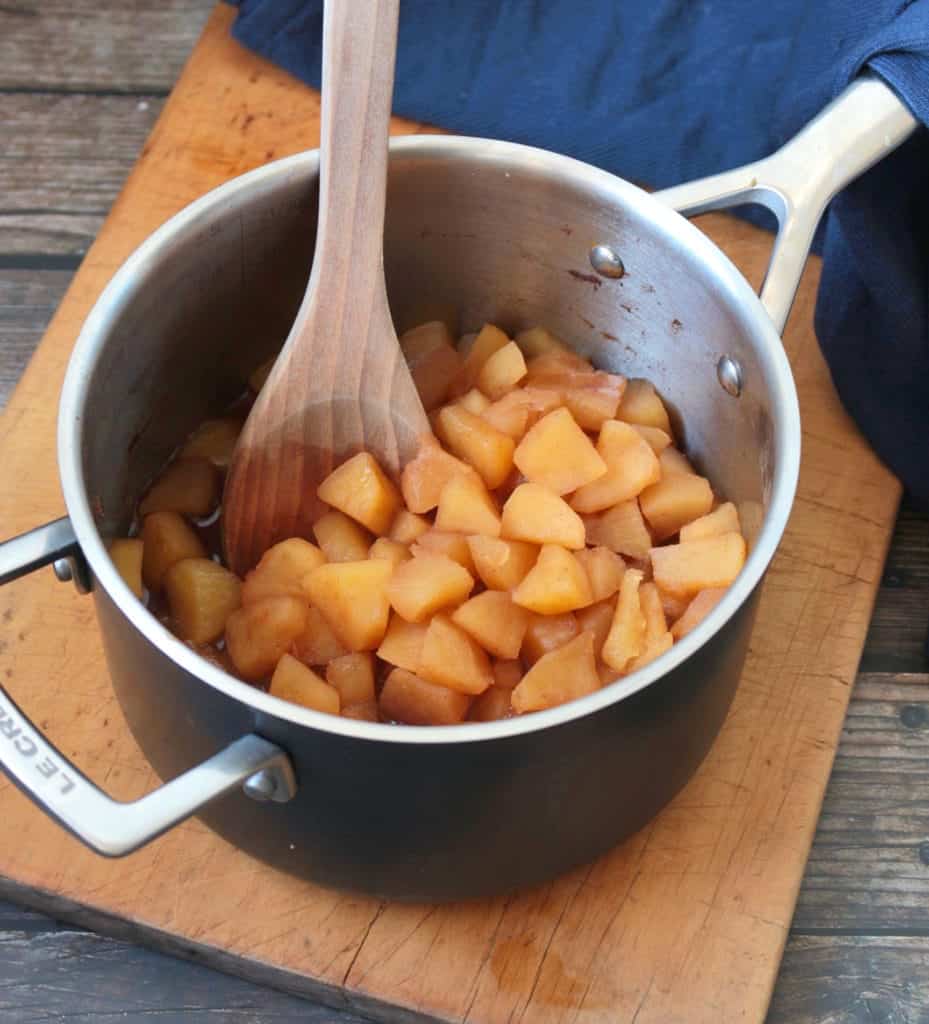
[1,4,927,1022]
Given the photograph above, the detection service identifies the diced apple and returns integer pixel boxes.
[639,473,714,540]
[616,378,672,433]
[399,320,462,411]
[476,341,527,399]
[481,391,531,440]
[679,502,741,542]
[418,614,494,695]
[513,408,606,495]
[141,512,207,592]
[574,546,625,603]
[369,537,411,567]
[514,325,574,360]
[313,509,372,562]
[225,596,309,681]
[466,535,538,590]
[400,434,478,514]
[659,447,696,477]
[562,382,623,431]
[521,611,579,665]
[305,560,393,650]
[317,451,400,535]
[435,472,501,537]
[164,557,242,645]
[516,387,564,427]
[631,424,673,453]
[524,350,593,376]
[241,537,326,605]
[658,586,691,624]
[671,587,727,639]
[501,484,586,549]
[343,701,379,722]
[389,509,431,544]
[458,388,491,415]
[576,599,617,660]
[602,569,646,672]
[582,499,652,557]
[293,605,348,665]
[108,539,144,598]
[434,403,515,489]
[570,420,661,513]
[650,533,746,596]
[139,458,219,518]
[270,654,340,715]
[468,687,513,722]
[493,659,523,690]
[512,544,593,614]
[411,529,477,575]
[379,668,471,726]
[325,652,376,706]
[454,323,511,394]
[451,591,531,659]
[180,418,242,469]
[511,631,600,713]
[627,631,673,673]
[386,553,474,623]
[639,582,668,647]
[377,614,428,672]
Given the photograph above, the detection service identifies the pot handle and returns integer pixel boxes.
[653,75,917,335]
[0,518,297,857]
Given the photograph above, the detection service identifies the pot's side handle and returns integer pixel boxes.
[0,516,91,592]
[654,75,918,335]
[0,519,297,856]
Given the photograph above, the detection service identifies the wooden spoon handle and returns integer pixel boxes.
[313,0,399,288]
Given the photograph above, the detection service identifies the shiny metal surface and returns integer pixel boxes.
[717,355,744,398]
[4,76,911,894]
[0,516,89,591]
[656,76,917,333]
[589,243,625,279]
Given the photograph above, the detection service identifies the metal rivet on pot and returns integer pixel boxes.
[243,769,278,802]
[589,245,625,279]
[717,355,743,397]
[53,559,73,584]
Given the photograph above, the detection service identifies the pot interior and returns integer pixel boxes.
[76,141,783,545]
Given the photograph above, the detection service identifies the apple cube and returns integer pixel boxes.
[400,434,478,514]
[369,537,411,567]
[451,590,531,659]
[570,420,661,513]
[651,533,746,596]
[108,539,144,599]
[639,581,668,646]
[481,392,531,440]
[493,659,523,690]
[435,472,501,537]
[601,569,646,672]
[386,553,474,623]
[514,325,574,359]
[225,596,309,681]
[399,320,462,411]
[679,502,741,542]
[627,630,673,673]
[574,545,625,603]
[317,451,400,535]
[454,322,510,393]
[659,447,696,477]
[313,509,372,562]
[582,499,652,558]
[325,652,376,706]
[411,530,477,575]
[476,341,527,399]
[457,388,491,415]
[511,631,600,713]
[141,512,207,592]
[513,408,606,495]
[418,614,494,695]
[466,535,538,590]
[671,587,727,639]
[512,544,593,614]
[293,605,348,665]
[521,611,579,665]
[139,457,219,519]
[377,614,428,672]
[180,418,242,469]
[639,473,714,540]
[576,599,617,660]
[305,559,393,650]
[434,403,515,489]
[468,687,513,722]
[242,537,326,605]
[379,668,471,726]
[164,557,242,645]
[631,424,672,453]
[389,509,431,544]
[616,378,672,433]
[501,483,586,549]
[270,654,340,715]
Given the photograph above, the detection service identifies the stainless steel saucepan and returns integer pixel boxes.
[0,76,915,901]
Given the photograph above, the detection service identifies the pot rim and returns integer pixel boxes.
[58,134,800,746]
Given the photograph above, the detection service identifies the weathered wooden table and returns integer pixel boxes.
[1,3,928,1020]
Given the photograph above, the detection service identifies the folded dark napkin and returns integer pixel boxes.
[230,0,929,504]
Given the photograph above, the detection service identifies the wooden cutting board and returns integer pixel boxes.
[0,5,901,1022]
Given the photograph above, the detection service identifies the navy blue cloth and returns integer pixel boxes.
[230,0,929,503]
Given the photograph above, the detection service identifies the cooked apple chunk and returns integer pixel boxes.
[650,533,746,596]
[317,451,400,535]
[271,654,340,715]
[304,559,393,650]
[512,631,600,713]
[386,553,474,623]
[501,484,586,549]
[241,537,325,605]
[380,668,471,726]
[451,591,530,659]
[513,408,606,495]
[418,614,494,695]
[164,558,241,645]
[512,545,593,615]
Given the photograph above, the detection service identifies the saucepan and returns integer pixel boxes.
[0,76,915,901]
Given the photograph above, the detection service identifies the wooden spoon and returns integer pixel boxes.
[223,0,429,576]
